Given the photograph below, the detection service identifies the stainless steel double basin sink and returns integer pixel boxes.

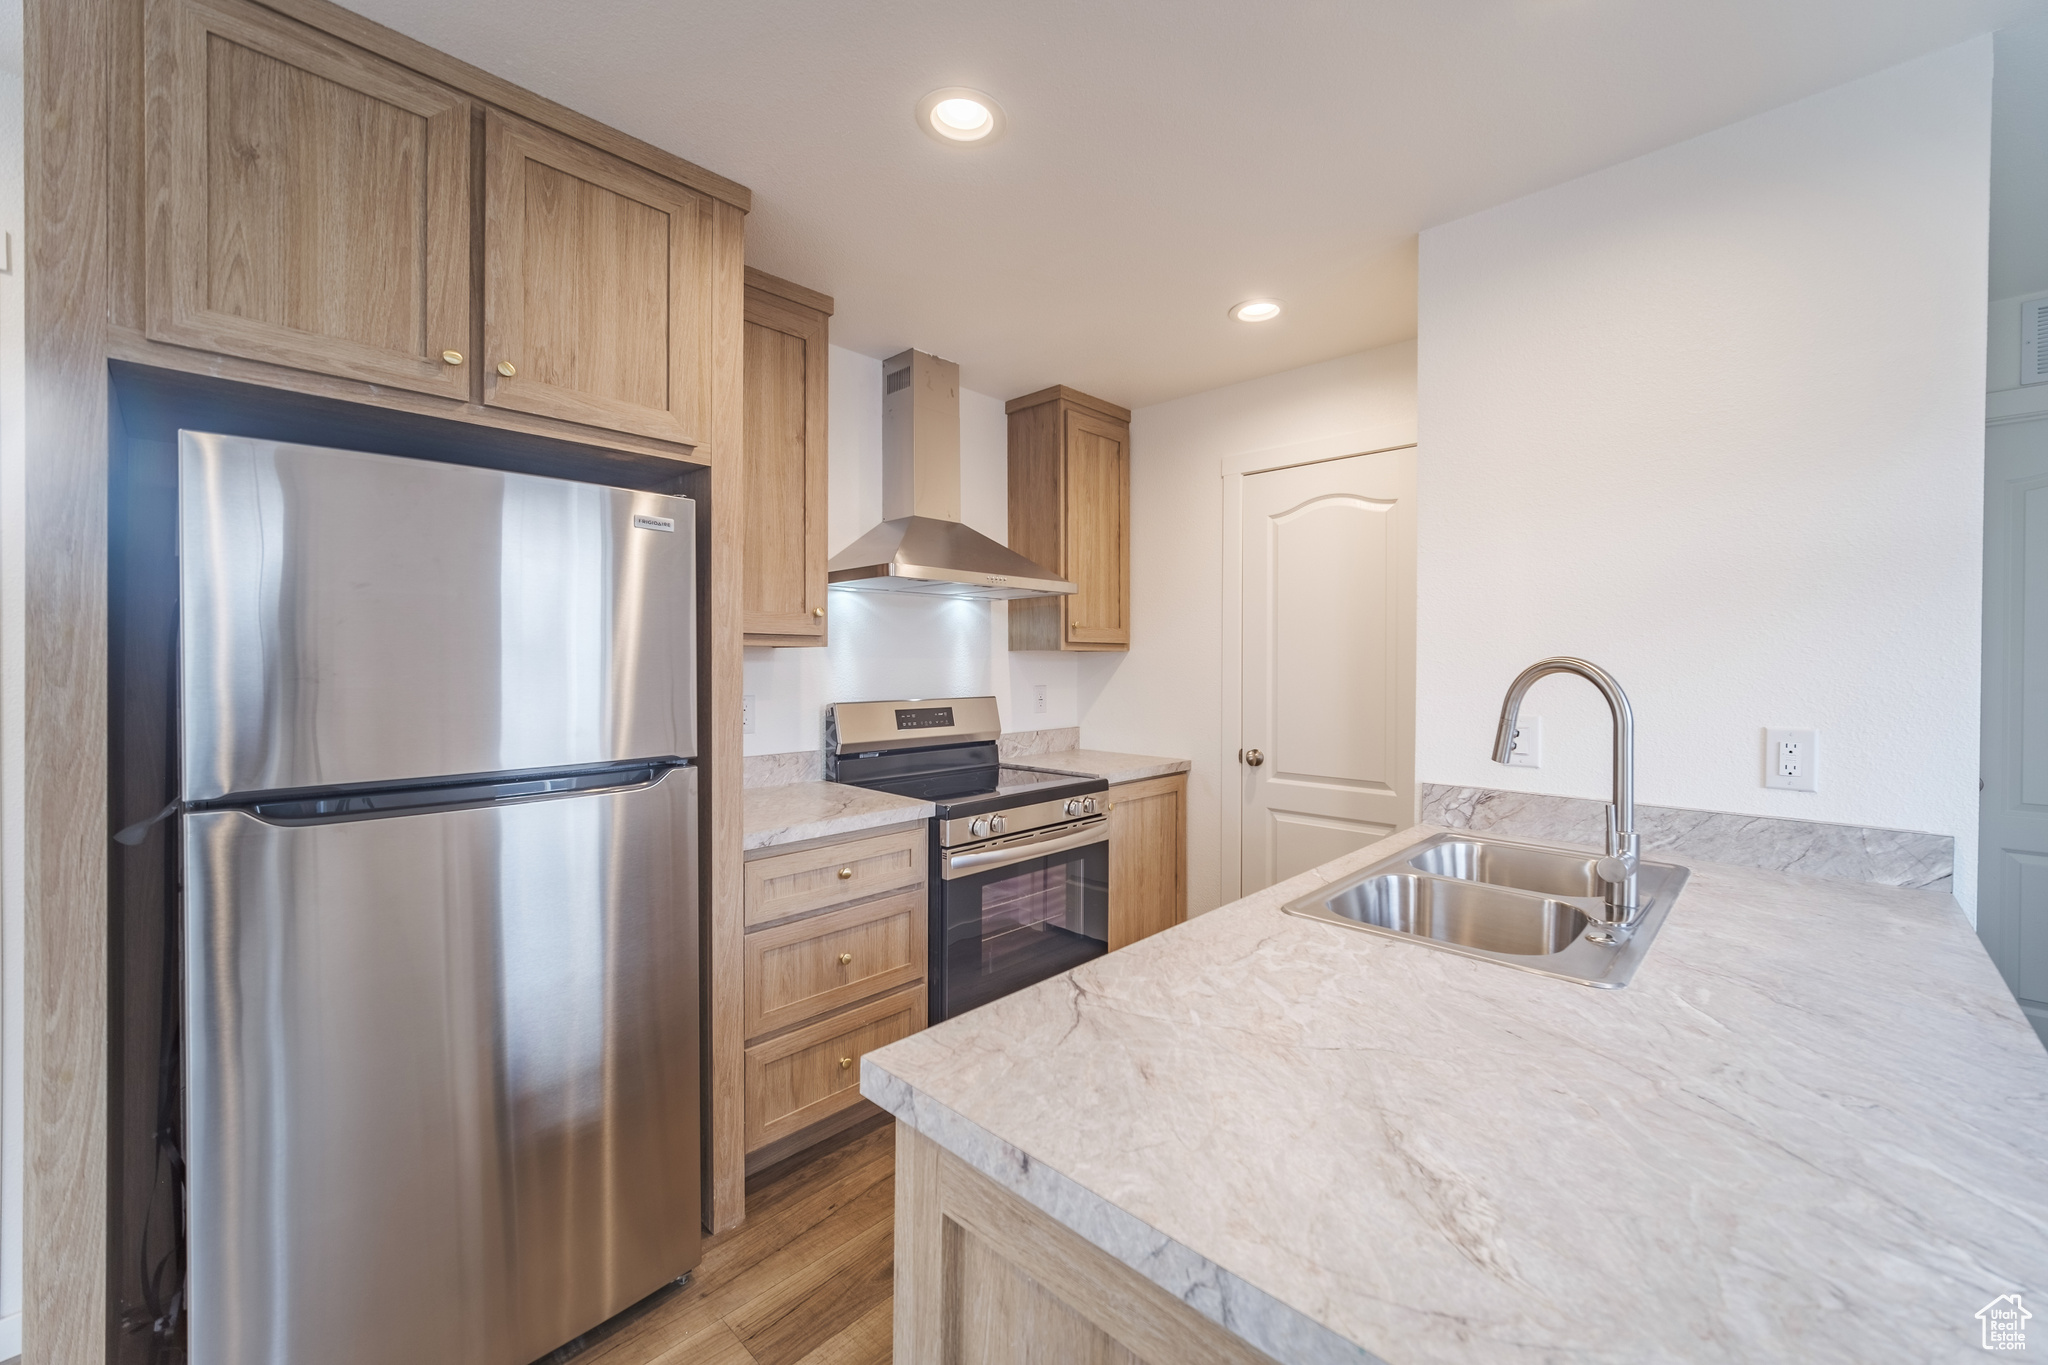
[1283,832,1689,987]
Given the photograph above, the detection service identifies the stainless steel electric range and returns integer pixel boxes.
[827,697,1108,1023]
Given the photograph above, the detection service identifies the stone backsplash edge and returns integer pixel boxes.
[1420,783,1954,895]
[744,727,1081,789]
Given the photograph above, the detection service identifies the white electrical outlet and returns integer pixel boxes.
[1504,715,1541,767]
[1764,728,1817,791]
[742,693,756,736]
[1033,684,1048,715]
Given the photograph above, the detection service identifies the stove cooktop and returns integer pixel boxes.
[844,763,1104,813]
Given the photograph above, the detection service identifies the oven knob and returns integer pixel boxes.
[970,817,991,838]
[1064,798,1084,817]
[990,815,1008,835]
[1082,796,1099,816]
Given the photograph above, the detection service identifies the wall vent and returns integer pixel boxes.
[2025,293,2048,387]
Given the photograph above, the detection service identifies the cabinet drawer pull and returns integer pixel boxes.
[838,1056,853,1070]
[496,360,518,378]
[837,866,854,879]
[441,349,464,366]
[838,952,853,965]
[813,606,825,617]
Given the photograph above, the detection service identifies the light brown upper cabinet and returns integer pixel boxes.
[144,0,473,399]
[742,270,832,645]
[141,0,735,454]
[483,111,715,445]
[1007,386,1132,651]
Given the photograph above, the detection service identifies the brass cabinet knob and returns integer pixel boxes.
[496,360,517,378]
[813,606,825,617]
[837,866,853,879]
[838,952,853,965]
[441,349,464,366]
[838,1056,853,1071]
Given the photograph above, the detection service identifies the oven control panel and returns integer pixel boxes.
[941,792,1108,847]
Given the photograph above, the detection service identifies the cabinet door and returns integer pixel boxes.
[483,110,712,445]
[1107,774,1186,951]
[145,0,472,399]
[1062,409,1131,646]
[743,286,829,642]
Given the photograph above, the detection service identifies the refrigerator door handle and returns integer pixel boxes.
[114,799,183,846]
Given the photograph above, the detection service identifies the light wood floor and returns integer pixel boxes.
[541,1115,897,1365]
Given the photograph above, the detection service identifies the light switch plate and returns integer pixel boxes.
[742,694,756,736]
[1764,727,1816,791]
[1504,715,1541,767]
[1033,683,1048,715]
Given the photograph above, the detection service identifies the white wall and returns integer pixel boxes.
[1080,345,1419,915]
[1416,41,1993,915]
[742,345,1081,755]
[0,46,22,1363]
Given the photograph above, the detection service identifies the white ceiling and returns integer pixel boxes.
[349,0,2042,408]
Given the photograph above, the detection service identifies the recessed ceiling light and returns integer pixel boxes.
[1230,299,1282,323]
[917,87,1005,145]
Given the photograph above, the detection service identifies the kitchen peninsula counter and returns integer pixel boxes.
[861,823,2048,1363]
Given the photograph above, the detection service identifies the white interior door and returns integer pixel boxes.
[1235,448,1416,895]
[1982,414,2048,1050]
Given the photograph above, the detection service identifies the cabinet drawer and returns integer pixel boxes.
[746,891,925,1040]
[744,985,924,1151]
[745,826,925,927]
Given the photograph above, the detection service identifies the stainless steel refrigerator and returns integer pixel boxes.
[178,432,702,1365]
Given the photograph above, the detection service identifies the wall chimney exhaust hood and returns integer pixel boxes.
[827,350,1076,600]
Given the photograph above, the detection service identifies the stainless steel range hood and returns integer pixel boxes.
[827,350,1075,600]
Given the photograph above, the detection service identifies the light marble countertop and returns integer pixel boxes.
[862,823,2048,1364]
[1007,747,1191,785]
[741,781,932,852]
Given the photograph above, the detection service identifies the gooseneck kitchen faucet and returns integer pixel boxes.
[1492,658,1640,926]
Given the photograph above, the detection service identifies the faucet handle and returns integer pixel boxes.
[1597,803,1638,884]
[1595,853,1637,884]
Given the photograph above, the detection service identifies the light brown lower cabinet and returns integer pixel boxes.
[893,1124,1279,1365]
[743,983,924,1152]
[1108,772,1188,951]
[743,823,925,927]
[739,822,930,1175]
[743,890,924,1037]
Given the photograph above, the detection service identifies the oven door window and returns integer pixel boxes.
[940,837,1108,1019]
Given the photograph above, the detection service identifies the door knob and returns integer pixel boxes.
[496,360,517,378]
[838,952,853,965]
[441,349,464,366]
[1244,748,1265,767]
